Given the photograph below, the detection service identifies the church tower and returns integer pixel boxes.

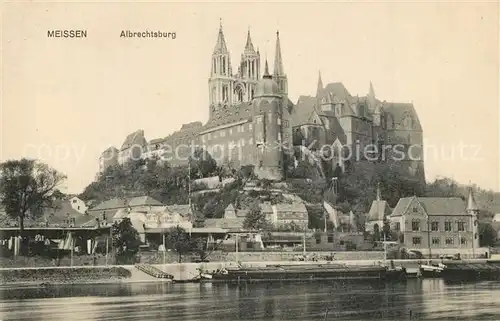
[272,31,288,96]
[252,60,284,181]
[466,185,480,253]
[208,21,233,118]
[239,29,260,102]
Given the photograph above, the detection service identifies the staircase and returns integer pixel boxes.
[135,264,174,279]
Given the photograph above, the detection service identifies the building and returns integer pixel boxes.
[261,202,309,230]
[104,22,424,183]
[389,187,481,257]
[118,129,147,165]
[69,196,88,214]
[365,184,392,232]
[99,146,118,173]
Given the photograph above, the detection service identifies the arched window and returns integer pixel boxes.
[234,85,244,103]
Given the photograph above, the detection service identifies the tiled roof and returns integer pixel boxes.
[391,197,468,217]
[203,102,253,131]
[383,102,422,131]
[128,196,164,207]
[204,218,245,230]
[89,198,128,212]
[367,200,391,221]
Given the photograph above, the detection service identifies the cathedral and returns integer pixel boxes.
[102,22,425,183]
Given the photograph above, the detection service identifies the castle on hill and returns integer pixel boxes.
[99,23,425,182]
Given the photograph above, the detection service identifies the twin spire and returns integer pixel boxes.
[212,20,284,77]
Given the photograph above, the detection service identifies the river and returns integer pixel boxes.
[0,279,499,320]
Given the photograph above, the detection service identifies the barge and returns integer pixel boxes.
[419,263,446,278]
[200,264,407,283]
[441,261,500,281]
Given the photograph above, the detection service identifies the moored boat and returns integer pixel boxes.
[419,263,446,278]
[200,264,407,283]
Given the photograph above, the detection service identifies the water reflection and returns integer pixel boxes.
[1,280,499,320]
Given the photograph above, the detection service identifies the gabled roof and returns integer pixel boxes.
[165,204,192,218]
[367,200,391,221]
[391,197,468,217]
[89,198,129,212]
[383,102,422,131]
[128,196,164,207]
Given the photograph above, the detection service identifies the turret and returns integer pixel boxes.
[239,28,260,101]
[208,20,233,117]
[272,31,288,96]
[252,60,284,181]
[466,185,480,252]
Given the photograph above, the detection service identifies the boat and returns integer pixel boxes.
[199,263,407,283]
[419,262,446,278]
[441,262,500,281]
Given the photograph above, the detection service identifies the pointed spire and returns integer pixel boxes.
[263,59,271,78]
[316,70,323,97]
[467,184,479,212]
[244,28,255,54]
[273,30,285,76]
[376,182,381,201]
[369,81,375,97]
[213,18,228,54]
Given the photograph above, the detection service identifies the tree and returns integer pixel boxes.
[111,217,141,264]
[243,201,271,231]
[189,148,217,179]
[479,222,497,247]
[0,159,66,252]
[165,226,203,263]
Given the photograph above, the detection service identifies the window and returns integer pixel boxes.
[457,221,465,232]
[431,222,439,231]
[412,207,418,213]
[240,139,245,147]
[220,130,226,137]
[432,237,440,245]
[475,233,478,239]
[284,120,289,128]
[259,160,263,168]
[316,238,321,244]
[277,117,281,125]
[77,206,80,210]
[395,222,401,231]
[445,221,452,232]
[445,237,454,245]
[248,124,253,131]
[411,219,420,231]
[72,199,77,203]
[412,237,421,245]
[460,237,467,245]
[327,235,333,243]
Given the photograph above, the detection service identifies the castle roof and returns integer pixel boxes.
[120,129,147,151]
[383,102,422,131]
[202,102,253,132]
[390,197,468,217]
[255,60,280,97]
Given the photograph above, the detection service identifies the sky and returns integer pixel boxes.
[1,1,499,194]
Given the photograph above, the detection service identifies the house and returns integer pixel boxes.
[365,185,392,232]
[204,204,247,232]
[69,196,88,214]
[389,187,482,257]
[260,202,309,230]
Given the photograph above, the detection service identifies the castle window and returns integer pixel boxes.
[445,237,454,245]
[431,221,439,231]
[284,120,289,128]
[411,219,420,231]
[445,221,452,232]
[457,221,465,232]
[460,237,467,245]
[395,222,400,231]
[432,237,440,245]
[412,237,421,245]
